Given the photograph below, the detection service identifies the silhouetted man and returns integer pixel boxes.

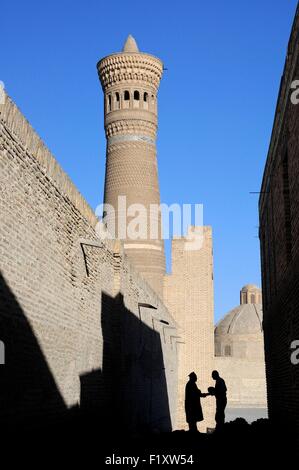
[185,372,207,432]
[211,370,227,430]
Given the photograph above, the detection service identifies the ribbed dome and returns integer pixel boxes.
[215,304,263,335]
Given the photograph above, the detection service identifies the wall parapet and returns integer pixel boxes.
[0,91,97,228]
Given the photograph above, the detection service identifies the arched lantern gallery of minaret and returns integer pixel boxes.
[97,35,165,297]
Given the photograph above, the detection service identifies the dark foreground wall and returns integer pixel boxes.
[0,92,178,432]
[259,5,299,445]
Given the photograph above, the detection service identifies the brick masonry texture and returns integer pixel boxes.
[259,6,299,443]
[0,28,267,434]
[0,91,178,431]
[97,42,165,297]
[215,351,267,408]
[164,227,215,431]
[214,288,267,411]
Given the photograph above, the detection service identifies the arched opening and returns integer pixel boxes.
[123,90,130,109]
[214,342,221,357]
[143,92,149,110]
[115,92,120,110]
[107,94,112,112]
[133,90,140,108]
[150,94,156,112]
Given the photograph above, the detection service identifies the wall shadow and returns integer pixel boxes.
[0,270,294,463]
[0,271,66,431]
[79,292,172,435]
[0,270,171,443]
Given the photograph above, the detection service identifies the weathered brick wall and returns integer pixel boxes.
[0,92,178,432]
[164,227,215,431]
[259,6,299,444]
[214,353,267,408]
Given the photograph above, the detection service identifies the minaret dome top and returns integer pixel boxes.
[122,34,139,53]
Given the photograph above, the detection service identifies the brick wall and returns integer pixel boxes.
[214,354,267,408]
[0,92,178,432]
[259,6,299,445]
[164,227,215,430]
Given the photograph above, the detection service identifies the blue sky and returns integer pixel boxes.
[1,0,297,321]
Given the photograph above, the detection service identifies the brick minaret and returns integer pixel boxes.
[97,35,165,297]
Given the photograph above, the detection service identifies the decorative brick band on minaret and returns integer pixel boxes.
[97,35,165,297]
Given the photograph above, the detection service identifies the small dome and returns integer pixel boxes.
[241,284,260,291]
[215,304,263,336]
